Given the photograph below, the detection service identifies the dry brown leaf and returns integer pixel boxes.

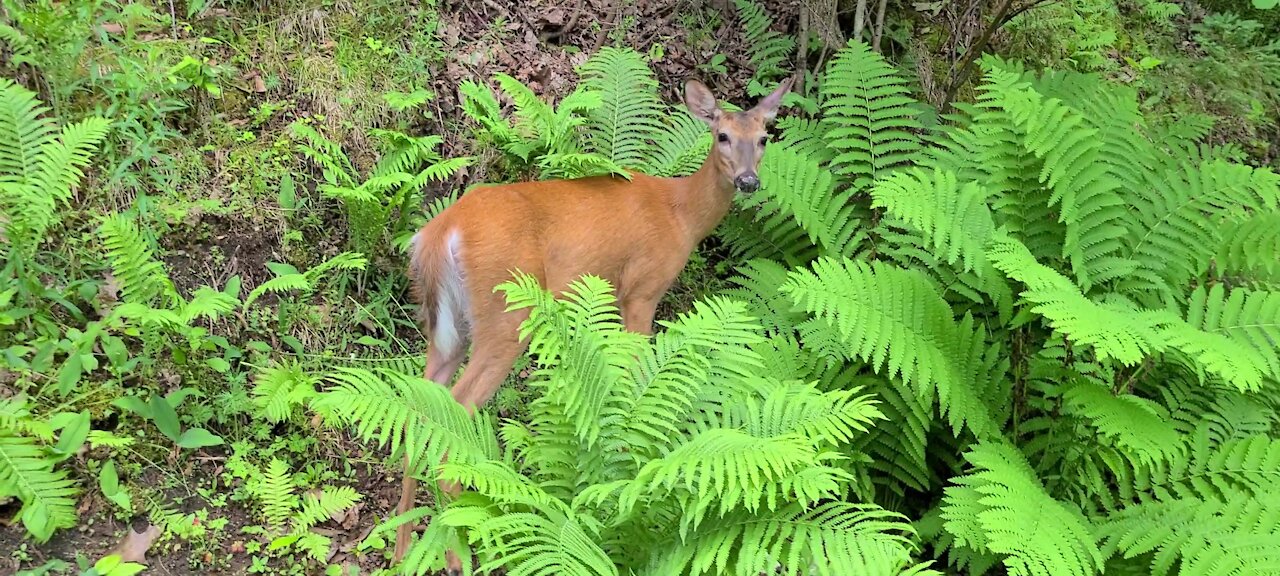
[101,23,124,35]
[252,74,267,93]
[99,272,120,305]
[337,502,363,530]
[112,524,161,564]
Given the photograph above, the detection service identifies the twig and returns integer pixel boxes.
[871,0,888,52]
[542,0,584,42]
[939,0,1015,112]
[852,0,868,39]
[796,3,810,93]
[169,0,178,39]
[590,0,622,54]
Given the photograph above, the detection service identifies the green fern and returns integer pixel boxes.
[734,0,796,92]
[1099,491,1280,576]
[871,167,996,276]
[0,78,110,263]
[1060,379,1180,462]
[255,458,297,529]
[312,366,499,477]
[252,360,319,423]
[980,65,1131,289]
[97,213,175,307]
[942,441,1103,576]
[242,252,367,311]
[0,424,78,543]
[652,503,933,576]
[578,47,665,172]
[645,106,711,177]
[781,257,998,437]
[821,40,922,191]
[1216,213,1280,282]
[334,273,925,576]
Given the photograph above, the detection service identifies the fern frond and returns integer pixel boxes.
[980,65,1131,289]
[941,441,1103,576]
[1098,491,1280,576]
[0,428,78,542]
[1060,380,1180,462]
[1216,213,1280,280]
[255,458,297,529]
[646,107,710,177]
[440,500,617,576]
[252,360,318,423]
[987,233,1164,365]
[1134,434,1280,504]
[782,257,997,437]
[295,485,361,529]
[1185,285,1280,380]
[734,0,795,86]
[0,78,57,181]
[850,377,933,495]
[289,121,356,186]
[312,367,498,477]
[179,286,239,323]
[776,116,836,165]
[439,461,559,508]
[652,502,928,576]
[1120,157,1279,298]
[578,47,665,172]
[98,213,175,308]
[821,40,922,191]
[753,144,863,259]
[619,428,817,525]
[501,273,649,460]
[723,259,807,335]
[871,167,996,275]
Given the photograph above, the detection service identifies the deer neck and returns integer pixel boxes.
[670,148,736,245]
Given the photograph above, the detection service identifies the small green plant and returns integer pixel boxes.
[290,121,472,256]
[112,389,225,450]
[245,458,362,562]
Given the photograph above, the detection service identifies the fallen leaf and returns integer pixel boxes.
[540,7,565,27]
[101,23,124,35]
[252,74,266,93]
[98,272,120,312]
[337,502,363,530]
[111,524,161,564]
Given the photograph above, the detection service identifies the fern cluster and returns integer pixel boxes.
[0,78,110,298]
[311,40,1280,576]
[318,275,935,575]
[290,121,472,256]
[711,40,1280,576]
[458,47,711,183]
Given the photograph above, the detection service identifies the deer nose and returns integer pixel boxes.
[735,173,760,193]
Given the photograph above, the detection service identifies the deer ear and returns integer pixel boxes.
[684,79,720,125]
[752,76,794,123]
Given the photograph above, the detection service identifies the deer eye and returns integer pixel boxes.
[759,137,768,146]
[717,132,729,143]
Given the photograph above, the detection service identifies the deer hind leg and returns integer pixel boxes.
[394,338,468,561]
[431,306,527,575]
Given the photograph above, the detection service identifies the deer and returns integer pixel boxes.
[394,75,794,573]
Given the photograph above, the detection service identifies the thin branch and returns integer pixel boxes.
[853,0,868,40]
[940,0,1015,112]
[871,0,889,52]
[542,0,584,43]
